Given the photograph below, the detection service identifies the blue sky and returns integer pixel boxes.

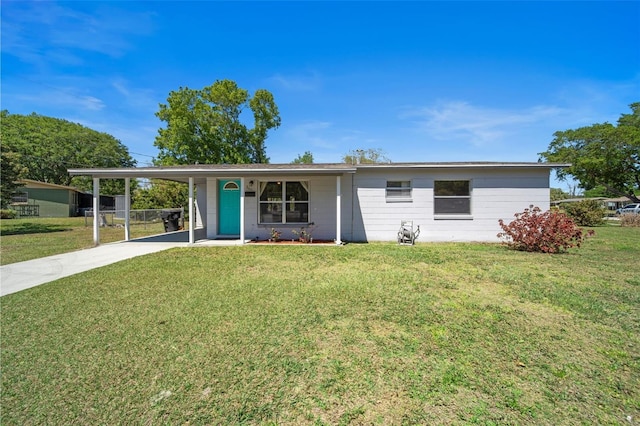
[2,1,639,187]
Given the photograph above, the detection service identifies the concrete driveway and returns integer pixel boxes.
[1,228,250,297]
[1,241,188,297]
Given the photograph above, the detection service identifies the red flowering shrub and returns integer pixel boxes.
[498,205,594,253]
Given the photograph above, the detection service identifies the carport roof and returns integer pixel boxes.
[68,163,358,183]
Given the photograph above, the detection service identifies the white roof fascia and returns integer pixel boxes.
[354,162,570,169]
[68,166,358,179]
[68,162,568,179]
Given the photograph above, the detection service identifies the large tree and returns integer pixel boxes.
[154,79,280,165]
[539,103,640,203]
[0,145,27,209]
[0,111,136,194]
[131,180,189,210]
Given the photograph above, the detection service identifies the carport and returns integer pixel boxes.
[68,164,354,246]
[69,166,209,246]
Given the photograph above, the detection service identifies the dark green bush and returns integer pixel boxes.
[1,209,17,219]
[562,200,606,226]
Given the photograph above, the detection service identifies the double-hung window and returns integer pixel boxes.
[434,180,471,215]
[259,181,309,224]
[386,180,412,201]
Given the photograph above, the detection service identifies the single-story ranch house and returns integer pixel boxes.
[68,162,566,245]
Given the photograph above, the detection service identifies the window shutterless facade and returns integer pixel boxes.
[259,181,309,224]
[434,180,471,215]
[386,180,412,201]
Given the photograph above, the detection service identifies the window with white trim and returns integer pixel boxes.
[386,180,412,201]
[259,181,309,224]
[11,191,29,204]
[434,180,471,214]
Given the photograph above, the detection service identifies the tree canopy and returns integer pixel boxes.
[0,144,27,209]
[539,103,640,203]
[154,80,280,165]
[291,151,314,164]
[342,148,390,164]
[132,180,188,210]
[0,111,135,195]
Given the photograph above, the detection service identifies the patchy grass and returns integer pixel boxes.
[0,217,166,265]
[1,226,639,424]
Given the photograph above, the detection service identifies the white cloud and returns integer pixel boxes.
[14,90,105,112]
[1,2,155,64]
[268,71,322,92]
[110,78,158,110]
[284,120,334,149]
[401,101,568,147]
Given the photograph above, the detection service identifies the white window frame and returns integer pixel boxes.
[11,191,29,204]
[386,180,412,202]
[258,180,310,224]
[434,180,472,219]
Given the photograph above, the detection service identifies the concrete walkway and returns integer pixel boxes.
[0,241,189,297]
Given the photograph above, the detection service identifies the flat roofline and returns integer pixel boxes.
[68,164,357,179]
[354,162,570,169]
[68,161,569,179]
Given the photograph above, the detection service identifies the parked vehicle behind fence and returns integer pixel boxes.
[616,203,640,214]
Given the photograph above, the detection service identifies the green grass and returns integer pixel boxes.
[1,226,639,424]
[0,217,167,265]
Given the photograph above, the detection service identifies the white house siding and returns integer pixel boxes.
[351,167,550,242]
[205,177,218,239]
[195,182,207,229]
[242,175,340,242]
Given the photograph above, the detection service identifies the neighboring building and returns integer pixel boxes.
[10,179,81,217]
[69,162,565,244]
[9,179,115,218]
[551,196,630,213]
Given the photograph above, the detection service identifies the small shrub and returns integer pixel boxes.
[620,213,640,227]
[562,200,606,226]
[269,228,281,240]
[292,225,314,243]
[498,205,594,253]
[1,209,17,219]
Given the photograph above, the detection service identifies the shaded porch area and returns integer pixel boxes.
[128,229,249,246]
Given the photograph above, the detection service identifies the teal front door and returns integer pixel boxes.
[219,180,241,235]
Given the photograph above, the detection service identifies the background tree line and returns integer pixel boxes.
[0,111,135,208]
[2,82,637,210]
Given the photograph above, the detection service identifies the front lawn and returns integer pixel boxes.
[1,227,638,424]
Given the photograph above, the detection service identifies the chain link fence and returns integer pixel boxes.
[84,208,185,231]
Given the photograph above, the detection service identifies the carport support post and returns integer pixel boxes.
[336,175,342,245]
[93,177,100,245]
[124,178,131,241]
[189,177,195,244]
